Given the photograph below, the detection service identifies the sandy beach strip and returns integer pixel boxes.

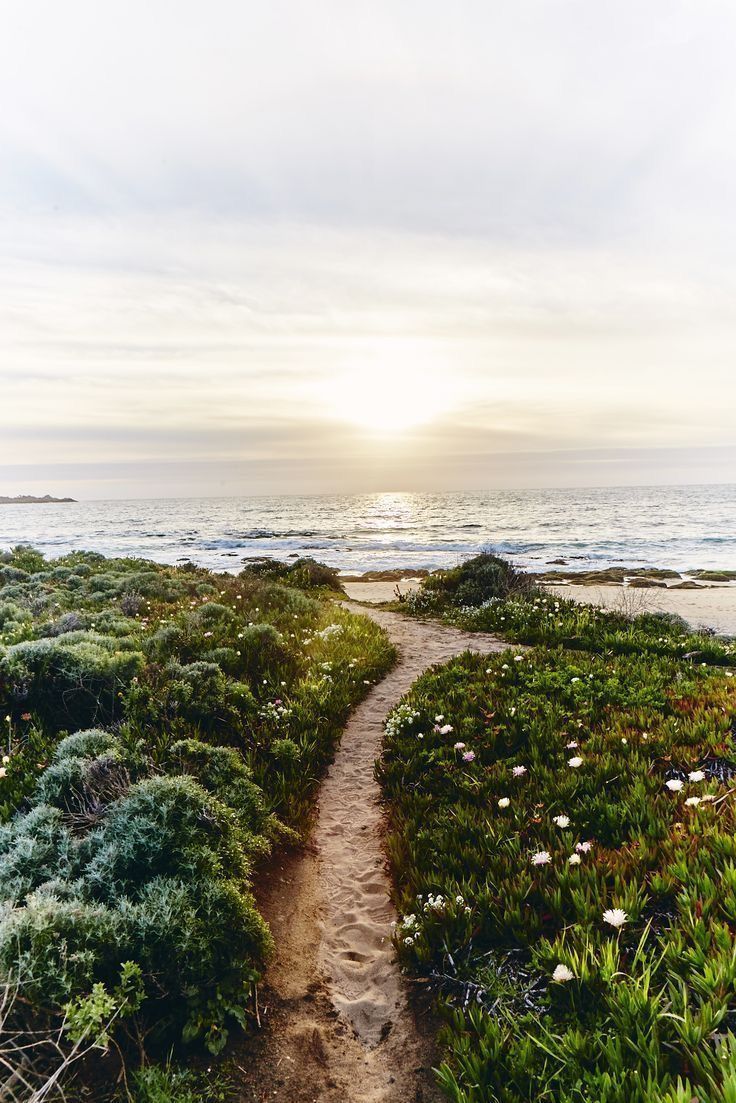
[342,576,736,637]
[545,583,736,638]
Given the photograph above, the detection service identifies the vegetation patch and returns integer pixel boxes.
[0,546,393,1097]
[401,553,735,665]
[382,552,736,1101]
[379,645,736,1102]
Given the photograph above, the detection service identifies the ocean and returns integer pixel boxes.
[0,485,734,576]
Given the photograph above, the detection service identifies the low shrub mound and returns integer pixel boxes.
[379,647,736,1103]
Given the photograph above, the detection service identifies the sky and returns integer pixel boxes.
[2,0,736,499]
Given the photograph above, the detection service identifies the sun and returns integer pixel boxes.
[325,347,452,435]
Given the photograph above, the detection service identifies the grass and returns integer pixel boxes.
[379,554,736,1101]
[0,546,394,1099]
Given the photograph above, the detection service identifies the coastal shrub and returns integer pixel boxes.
[241,556,344,592]
[0,740,272,1047]
[420,552,531,610]
[0,634,144,728]
[379,647,736,1103]
[38,610,87,637]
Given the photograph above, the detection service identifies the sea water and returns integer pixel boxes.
[0,485,733,575]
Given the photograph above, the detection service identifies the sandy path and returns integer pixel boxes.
[234,605,506,1103]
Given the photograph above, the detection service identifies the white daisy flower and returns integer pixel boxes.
[497,797,510,809]
[552,963,575,983]
[553,815,571,828]
[512,765,527,777]
[568,853,581,865]
[531,851,551,866]
[665,779,684,792]
[602,908,628,928]
[688,770,706,782]
[568,756,583,768]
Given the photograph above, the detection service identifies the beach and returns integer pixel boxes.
[546,582,736,637]
[343,575,736,636]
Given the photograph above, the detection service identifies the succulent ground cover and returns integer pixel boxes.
[381,556,736,1101]
[0,547,393,1099]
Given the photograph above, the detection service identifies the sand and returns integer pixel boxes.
[233,603,506,1103]
[546,583,736,637]
[342,579,422,605]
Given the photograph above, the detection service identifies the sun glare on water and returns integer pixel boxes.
[327,355,452,435]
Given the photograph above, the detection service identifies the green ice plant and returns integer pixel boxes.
[379,644,736,1102]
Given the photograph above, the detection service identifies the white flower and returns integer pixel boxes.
[512,765,527,777]
[434,715,445,723]
[531,851,551,866]
[575,841,592,853]
[552,963,575,983]
[568,853,581,865]
[497,797,510,809]
[602,908,628,928]
[553,815,571,828]
[439,724,454,735]
[0,767,6,778]
[571,677,580,684]
[454,741,466,751]
[514,655,523,662]
[665,779,684,792]
[688,770,706,782]
[568,756,583,768]
[685,796,702,806]
[565,741,578,749]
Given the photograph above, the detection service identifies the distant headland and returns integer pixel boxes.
[0,494,76,504]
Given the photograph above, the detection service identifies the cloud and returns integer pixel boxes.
[1,2,736,494]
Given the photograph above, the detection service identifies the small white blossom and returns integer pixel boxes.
[688,770,706,782]
[552,963,575,983]
[575,841,592,853]
[602,908,628,928]
[553,815,571,829]
[568,756,583,768]
[512,765,527,777]
[531,851,551,866]
[685,796,702,807]
[497,797,510,809]
[568,853,581,865]
[665,779,684,792]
